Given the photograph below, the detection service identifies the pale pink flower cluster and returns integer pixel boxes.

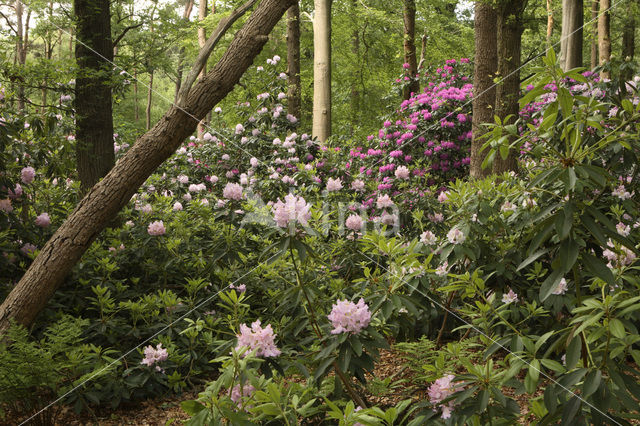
[236,320,281,357]
[616,222,631,237]
[345,214,364,231]
[223,182,243,200]
[395,165,410,180]
[376,194,394,209]
[435,261,448,276]
[602,239,636,268]
[326,177,343,192]
[177,174,189,184]
[189,183,206,192]
[446,228,465,244]
[351,179,365,191]
[272,194,311,228]
[612,185,633,200]
[437,191,449,203]
[0,199,13,213]
[141,343,168,367]
[502,288,518,304]
[35,212,51,227]
[147,220,166,236]
[552,278,568,295]
[230,383,256,408]
[428,374,463,419]
[21,166,35,184]
[173,202,183,211]
[327,298,371,334]
[420,230,437,245]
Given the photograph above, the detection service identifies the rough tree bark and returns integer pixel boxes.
[492,0,527,175]
[0,0,296,333]
[287,2,301,120]
[75,0,115,192]
[598,0,611,78]
[591,0,599,69]
[470,1,497,178]
[560,0,583,70]
[402,0,419,100]
[312,0,332,142]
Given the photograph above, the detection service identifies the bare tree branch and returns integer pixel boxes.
[177,0,257,107]
[112,22,143,47]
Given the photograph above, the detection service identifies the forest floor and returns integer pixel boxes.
[52,344,542,425]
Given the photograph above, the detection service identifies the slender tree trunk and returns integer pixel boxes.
[134,68,139,121]
[591,0,599,69]
[402,0,419,100]
[349,0,360,133]
[15,0,26,112]
[146,71,153,130]
[598,0,611,78]
[470,2,497,178]
[547,0,554,45]
[492,0,526,175]
[560,0,583,70]
[621,0,635,84]
[197,0,208,139]
[175,0,195,103]
[287,3,301,121]
[418,33,427,70]
[75,0,115,192]
[312,0,332,142]
[0,0,296,333]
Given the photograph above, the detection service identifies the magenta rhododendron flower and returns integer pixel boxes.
[21,167,35,184]
[35,212,51,227]
[147,221,166,236]
[328,298,371,334]
[223,182,243,200]
[428,374,463,419]
[236,320,281,357]
[272,194,311,228]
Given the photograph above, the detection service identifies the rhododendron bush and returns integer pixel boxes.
[2,53,640,425]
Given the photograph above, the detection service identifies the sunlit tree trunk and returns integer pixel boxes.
[75,0,115,192]
[402,0,419,100]
[0,0,296,334]
[547,0,554,45]
[492,0,526,174]
[287,2,301,120]
[312,0,332,142]
[560,0,583,70]
[591,0,599,69]
[175,0,195,103]
[470,1,497,178]
[15,0,29,112]
[598,0,611,78]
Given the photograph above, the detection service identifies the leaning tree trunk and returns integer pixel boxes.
[402,0,419,100]
[0,0,296,333]
[470,1,497,178]
[312,0,332,142]
[559,0,583,70]
[591,0,599,69]
[598,0,611,78]
[286,2,301,120]
[75,0,115,192]
[492,0,526,175]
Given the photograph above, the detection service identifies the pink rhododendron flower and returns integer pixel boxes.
[428,374,463,419]
[376,194,394,209]
[235,123,244,134]
[328,298,371,334]
[438,191,449,203]
[502,289,518,304]
[230,383,256,408]
[147,221,166,236]
[141,343,168,367]
[616,222,631,237]
[446,228,465,244]
[21,243,37,256]
[173,202,183,211]
[21,167,35,184]
[0,199,12,213]
[345,214,364,231]
[272,194,311,228]
[8,184,22,199]
[177,174,189,184]
[35,212,51,227]
[223,183,243,200]
[351,179,365,191]
[395,165,410,179]
[420,230,437,245]
[326,177,343,192]
[552,278,568,295]
[236,320,281,357]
